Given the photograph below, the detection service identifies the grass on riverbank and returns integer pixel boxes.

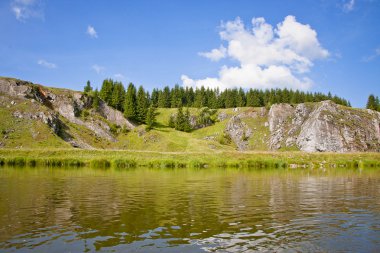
[1,149,380,169]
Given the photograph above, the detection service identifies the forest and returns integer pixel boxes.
[84,79,352,123]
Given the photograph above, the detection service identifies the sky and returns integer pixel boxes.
[0,0,379,108]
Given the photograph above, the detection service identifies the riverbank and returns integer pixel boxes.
[1,149,380,169]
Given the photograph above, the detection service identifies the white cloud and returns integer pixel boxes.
[362,47,380,62]
[87,25,98,38]
[182,15,329,90]
[199,45,227,61]
[92,64,105,74]
[114,73,125,80]
[343,0,355,12]
[37,59,57,69]
[11,0,44,21]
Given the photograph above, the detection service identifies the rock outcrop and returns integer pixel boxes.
[224,115,252,151]
[268,101,380,152]
[0,77,135,148]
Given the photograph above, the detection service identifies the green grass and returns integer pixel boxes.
[0,149,380,169]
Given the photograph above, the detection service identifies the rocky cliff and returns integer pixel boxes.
[0,77,134,149]
[268,101,380,152]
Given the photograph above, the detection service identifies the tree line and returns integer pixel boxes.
[366,94,380,112]
[84,79,351,122]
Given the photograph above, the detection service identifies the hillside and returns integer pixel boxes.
[0,77,379,152]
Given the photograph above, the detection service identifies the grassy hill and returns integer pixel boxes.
[0,77,270,151]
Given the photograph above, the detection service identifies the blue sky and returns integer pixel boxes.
[0,0,379,107]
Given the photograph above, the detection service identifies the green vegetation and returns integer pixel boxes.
[145,106,156,131]
[1,149,379,169]
[366,94,380,111]
[94,79,351,116]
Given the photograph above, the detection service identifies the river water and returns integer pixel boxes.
[0,167,379,252]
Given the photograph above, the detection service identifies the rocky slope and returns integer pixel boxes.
[268,101,380,152]
[0,77,134,149]
[0,77,379,152]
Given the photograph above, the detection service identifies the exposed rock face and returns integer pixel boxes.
[268,101,380,152]
[225,115,252,151]
[268,104,294,149]
[0,78,135,149]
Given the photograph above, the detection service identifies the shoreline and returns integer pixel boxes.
[1,149,380,169]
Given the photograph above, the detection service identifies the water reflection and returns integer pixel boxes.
[0,167,379,252]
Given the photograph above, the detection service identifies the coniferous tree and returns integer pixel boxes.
[100,79,114,104]
[170,85,182,108]
[186,87,195,107]
[124,83,137,120]
[237,88,246,107]
[168,115,175,128]
[366,94,377,110]
[145,106,156,130]
[84,80,93,93]
[151,89,159,107]
[183,108,192,132]
[174,107,192,132]
[158,86,171,108]
[92,89,100,110]
[111,82,125,111]
[175,107,185,131]
[136,86,149,122]
[375,96,380,112]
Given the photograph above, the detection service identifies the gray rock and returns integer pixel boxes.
[217,112,228,121]
[224,116,252,151]
[268,100,380,152]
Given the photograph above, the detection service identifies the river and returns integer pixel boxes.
[0,167,379,252]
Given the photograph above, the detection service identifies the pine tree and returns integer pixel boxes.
[183,108,192,132]
[151,89,159,107]
[237,88,246,107]
[170,85,182,108]
[111,82,125,111]
[84,80,93,93]
[175,107,184,130]
[92,89,100,110]
[168,115,175,128]
[158,86,171,108]
[375,96,380,112]
[100,79,114,104]
[136,86,149,122]
[366,94,377,110]
[124,83,137,120]
[145,106,156,131]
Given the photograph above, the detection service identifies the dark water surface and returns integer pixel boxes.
[0,167,379,252]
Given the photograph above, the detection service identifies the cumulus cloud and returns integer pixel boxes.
[87,25,98,38]
[199,45,227,61]
[37,59,56,69]
[343,0,355,12]
[92,64,105,74]
[182,15,329,90]
[11,0,44,21]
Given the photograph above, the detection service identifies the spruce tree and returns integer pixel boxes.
[183,108,192,132]
[100,79,114,104]
[136,86,148,122]
[124,83,137,120]
[84,80,92,93]
[366,94,377,110]
[151,89,159,107]
[146,106,156,130]
[158,86,171,108]
[375,96,380,112]
[111,82,125,111]
[92,89,100,110]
